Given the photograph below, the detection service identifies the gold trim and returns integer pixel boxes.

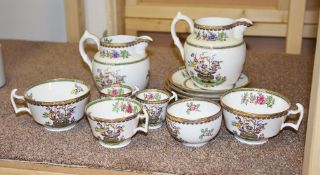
[220,88,291,119]
[24,78,91,106]
[186,41,244,49]
[135,89,172,104]
[194,21,252,31]
[93,56,148,66]
[85,97,143,123]
[166,98,222,124]
[100,37,152,48]
[99,84,133,97]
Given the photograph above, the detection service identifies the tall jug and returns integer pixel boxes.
[79,31,152,91]
[171,12,252,90]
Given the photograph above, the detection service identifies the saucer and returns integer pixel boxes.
[168,67,249,94]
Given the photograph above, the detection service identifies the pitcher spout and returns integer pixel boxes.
[134,36,153,56]
[232,18,253,41]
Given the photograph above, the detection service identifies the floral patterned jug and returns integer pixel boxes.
[79,31,152,91]
[171,12,252,90]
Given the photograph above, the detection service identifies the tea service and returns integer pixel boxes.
[9,11,305,148]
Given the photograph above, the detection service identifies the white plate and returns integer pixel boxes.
[168,67,249,94]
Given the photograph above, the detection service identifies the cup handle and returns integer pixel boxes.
[134,108,149,134]
[170,12,194,61]
[169,91,178,102]
[10,89,31,115]
[280,103,304,130]
[131,86,140,96]
[79,30,100,71]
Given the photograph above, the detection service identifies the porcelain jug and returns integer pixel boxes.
[171,12,252,90]
[79,31,152,91]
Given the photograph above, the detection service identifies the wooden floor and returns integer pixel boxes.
[140,32,316,56]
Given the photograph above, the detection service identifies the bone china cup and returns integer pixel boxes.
[135,89,178,129]
[220,88,304,145]
[99,84,138,98]
[10,79,90,131]
[85,97,149,148]
[166,98,222,147]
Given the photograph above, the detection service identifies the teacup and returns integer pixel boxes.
[166,98,222,147]
[135,89,178,129]
[10,78,91,131]
[86,97,149,148]
[220,88,304,145]
[99,84,139,97]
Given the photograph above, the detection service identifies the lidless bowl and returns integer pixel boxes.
[166,98,222,147]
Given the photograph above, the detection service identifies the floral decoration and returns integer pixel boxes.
[94,68,126,88]
[232,116,267,140]
[71,84,84,95]
[107,88,125,96]
[42,105,76,128]
[187,52,226,86]
[112,101,139,114]
[95,123,125,145]
[166,121,184,142]
[100,50,131,59]
[199,128,214,140]
[186,102,201,114]
[195,31,228,41]
[241,92,275,108]
[143,92,161,101]
[144,104,164,126]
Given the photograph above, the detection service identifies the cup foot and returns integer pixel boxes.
[44,123,76,132]
[183,142,208,147]
[98,139,131,148]
[235,136,268,145]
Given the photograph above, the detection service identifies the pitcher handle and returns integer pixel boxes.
[170,12,194,61]
[169,91,178,102]
[134,108,149,134]
[10,89,31,115]
[79,30,100,71]
[280,103,304,130]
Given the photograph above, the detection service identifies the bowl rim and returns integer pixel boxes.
[135,89,172,104]
[85,97,143,123]
[166,98,222,124]
[220,88,291,118]
[24,78,91,106]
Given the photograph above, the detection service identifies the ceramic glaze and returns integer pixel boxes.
[220,88,304,145]
[10,79,90,131]
[171,12,252,90]
[166,98,222,147]
[79,31,152,91]
[135,89,177,129]
[86,97,149,148]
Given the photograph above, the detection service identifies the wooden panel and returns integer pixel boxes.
[302,10,320,175]
[125,18,317,38]
[126,5,318,24]
[64,0,84,43]
[0,160,148,175]
[286,0,307,54]
[107,0,125,35]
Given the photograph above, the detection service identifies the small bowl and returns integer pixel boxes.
[99,84,138,97]
[10,78,91,131]
[166,98,222,147]
[86,97,149,148]
[220,88,304,145]
[135,89,177,129]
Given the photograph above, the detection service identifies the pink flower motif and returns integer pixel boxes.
[111,89,118,95]
[126,104,132,113]
[256,94,265,105]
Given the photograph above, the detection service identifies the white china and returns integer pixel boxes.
[86,97,149,148]
[10,79,90,131]
[100,84,139,97]
[220,88,304,145]
[79,31,152,91]
[168,67,249,94]
[171,12,252,90]
[135,89,178,129]
[166,98,222,147]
